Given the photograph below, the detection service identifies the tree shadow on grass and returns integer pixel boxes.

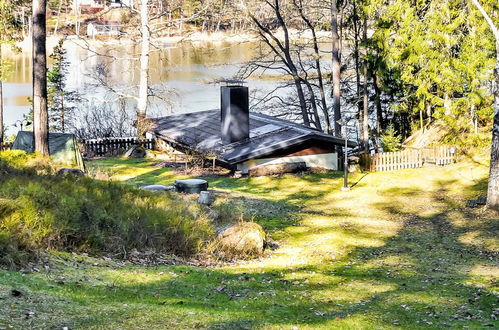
[1,170,497,328]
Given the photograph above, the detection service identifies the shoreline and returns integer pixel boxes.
[15,31,260,52]
[14,29,332,52]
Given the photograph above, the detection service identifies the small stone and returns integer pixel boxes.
[57,168,85,177]
[198,191,215,205]
[10,289,22,297]
[123,145,147,158]
[476,197,487,205]
[140,185,174,191]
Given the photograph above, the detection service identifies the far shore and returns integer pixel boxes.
[13,29,332,53]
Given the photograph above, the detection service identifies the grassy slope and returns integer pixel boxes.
[0,158,497,329]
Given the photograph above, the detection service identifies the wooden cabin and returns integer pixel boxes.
[149,86,357,174]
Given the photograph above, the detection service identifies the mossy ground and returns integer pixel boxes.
[0,157,497,329]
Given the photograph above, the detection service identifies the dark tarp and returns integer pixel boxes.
[12,131,85,170]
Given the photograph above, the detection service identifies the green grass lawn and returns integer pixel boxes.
[0,158,497,329]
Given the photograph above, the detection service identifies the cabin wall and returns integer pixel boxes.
[269,141,336,157]
[237,153,338,174]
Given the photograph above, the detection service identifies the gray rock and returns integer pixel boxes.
[216,222,266,257]
[57,168,85,177]
[140,184,174,191]
[198,191,215,205]
[123,145,147,159]
[348,156,360,164]
[174,179,208,194]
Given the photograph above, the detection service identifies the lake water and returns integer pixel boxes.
[2,38,282,137]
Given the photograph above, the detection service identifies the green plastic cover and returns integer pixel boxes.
[12,131,85,170]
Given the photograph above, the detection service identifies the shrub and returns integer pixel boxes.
[381,127,402,152]
[0,151,214,266]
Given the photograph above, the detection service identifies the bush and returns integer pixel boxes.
[381,127,402,152]
[0,151,214,267]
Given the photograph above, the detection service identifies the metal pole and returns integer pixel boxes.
[342,127,350,191]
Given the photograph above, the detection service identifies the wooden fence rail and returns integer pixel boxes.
[364,145,456,172]
[82,137,154,157]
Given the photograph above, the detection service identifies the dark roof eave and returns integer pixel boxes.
[309,133,358,148]
[224,134,357,164]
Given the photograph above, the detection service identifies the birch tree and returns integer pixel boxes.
[80,0,193,140]
[0,0,24,149]
[471,0,499,209]
[136,0,150,139]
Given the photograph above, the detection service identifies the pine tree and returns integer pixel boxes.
[33,0,49,155]
[47,40,80,133]
[364,0,495,140]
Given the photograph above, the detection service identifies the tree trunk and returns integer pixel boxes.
[420,109,424,132]
[362,16,369,152]
[427,101,432,126]
[22,7,27,39]
[302,79,322,131]
[488,54,499,208]
[471,0,499,210]
[61,95,65,133]
[53,0,63,35]
[137,0,150,140]
[293,76,310,127]
[331,0,341,137]
[488,61,499,209]
[373,72,383,134]
[0,46,4,150]
[471,104,478,134]
[294,0,331,133]
[33,0,49,155]
[352,1,362,126]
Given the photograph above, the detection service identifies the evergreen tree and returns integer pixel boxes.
[380,126,401,152]
[364,0,495,141]
[47,40,80,133]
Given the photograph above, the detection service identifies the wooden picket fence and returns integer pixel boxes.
[0,142,13,151]
[364,145,456,172]
[82,137,154,157]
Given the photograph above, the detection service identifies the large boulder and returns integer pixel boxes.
[215,222,266,257]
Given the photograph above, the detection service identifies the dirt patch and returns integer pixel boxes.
[152,162,233,177]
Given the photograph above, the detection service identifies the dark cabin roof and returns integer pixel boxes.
[150,110,357,165]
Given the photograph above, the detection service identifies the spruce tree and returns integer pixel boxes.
[47,40,80,133]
